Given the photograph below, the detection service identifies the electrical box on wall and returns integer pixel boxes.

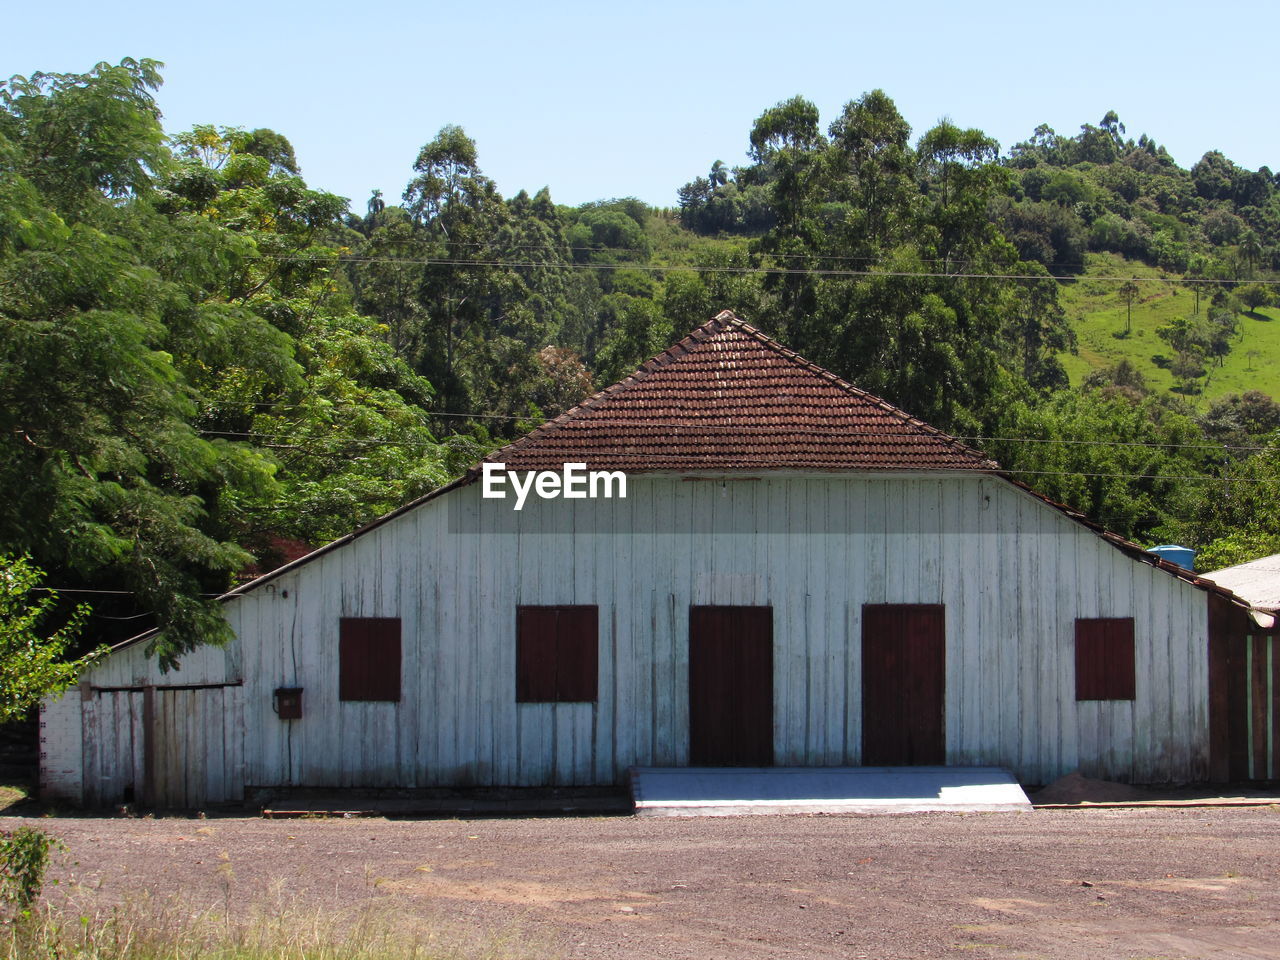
[273,687,303,720]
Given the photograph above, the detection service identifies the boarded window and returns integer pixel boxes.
[516,606,598,703]
[339,617,401,702]
[1075,618,1136,701]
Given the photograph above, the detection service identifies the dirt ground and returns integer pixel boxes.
[10,806,1280,960]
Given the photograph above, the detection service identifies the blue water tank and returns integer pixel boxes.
[1150,544,1196,571]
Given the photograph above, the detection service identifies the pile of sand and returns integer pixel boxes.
[1031,771,1149,804]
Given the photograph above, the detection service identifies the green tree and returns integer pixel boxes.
[992,391,1206,542]
[400,125,515,410]
[163,124,471,547]
[748,95,823,163]
[1237,281,1273,313]
[749,95,824,235]
[1157,315,1210,390]
[2,60,470,668]
[827,89,914,250]
[740,90,1070,433]
[0,556,103,722]
[1179,436,1280,570]
[0,60,281,665]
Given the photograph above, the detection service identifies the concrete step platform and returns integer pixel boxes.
[630,766,1032,817]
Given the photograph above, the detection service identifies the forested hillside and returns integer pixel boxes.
[3,59,1279,664]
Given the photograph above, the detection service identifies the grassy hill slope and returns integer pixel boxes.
[1058,252,1280,404]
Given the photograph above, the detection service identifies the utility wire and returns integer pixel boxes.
[194,431,1280,482]
[196,426,1278,455]
[213,403,1280,454]
[248,252,1280,285]
[360,235,1108,272]
[29,587,222,597]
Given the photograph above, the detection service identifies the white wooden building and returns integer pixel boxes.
[39,313,1269,807]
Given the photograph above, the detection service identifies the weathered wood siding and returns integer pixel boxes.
[51,472,1212,800]
[151,686,246,807]
[66,684,245,809]
[1242,634,1280,780]
[81,689,145,807]
[1209,600,1280,782]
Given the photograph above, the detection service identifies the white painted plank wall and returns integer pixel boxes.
[58,472,1212,801]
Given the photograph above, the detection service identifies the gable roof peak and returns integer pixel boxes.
[486,310,998,474]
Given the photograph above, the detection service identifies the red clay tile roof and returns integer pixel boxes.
[483,311,999,473]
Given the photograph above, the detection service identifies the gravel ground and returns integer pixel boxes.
[10,807,1280,959]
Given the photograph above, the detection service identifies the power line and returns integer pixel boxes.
[358,234,1108,272]
[196,425,1278,455]
[251,252,1280,285]
[29,587,222,597]
[192,433,1280,483]
[213,404,1280,454]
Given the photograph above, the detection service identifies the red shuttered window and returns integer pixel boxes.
[1075,618,1136,701]
[339,617,402,702]
[516,606,598,703]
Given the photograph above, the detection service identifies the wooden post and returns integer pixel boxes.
[1207,594,1232,783]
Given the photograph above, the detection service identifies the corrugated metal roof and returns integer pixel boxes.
[1202,554,1280,612]
[483,311,998,473]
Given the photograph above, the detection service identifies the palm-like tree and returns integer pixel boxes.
[1118,278,1140,335]
[709,160,728,191]
[1241,231,1263,277]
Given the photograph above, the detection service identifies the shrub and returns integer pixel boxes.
[0,827,58,909]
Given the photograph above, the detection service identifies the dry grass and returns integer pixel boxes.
[0,785,30,814]
[0,886,529,960]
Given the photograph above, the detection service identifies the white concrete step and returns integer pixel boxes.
[630,766,1032,817]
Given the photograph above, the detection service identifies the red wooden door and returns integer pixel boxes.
[862,604,945,765]
[689,606,773,766]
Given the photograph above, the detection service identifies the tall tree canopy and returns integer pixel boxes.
[0,59,277,663]
[0,60,467,667]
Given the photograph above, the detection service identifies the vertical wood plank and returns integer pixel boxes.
[1207,593,1232,782]
[805,482,826,765]
[1016,495,1037,776]
[955,480,982,766]
[1034,499,1060,784]
[114,693,132,802]
[209,687,227,803]
[590,485,619,783]
[420,510,442,785]
[611,489,637,775]
[824,481,847,765]
[1251,635,1269,779]
[1270,636,1279,780]
[142,686,155,807]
